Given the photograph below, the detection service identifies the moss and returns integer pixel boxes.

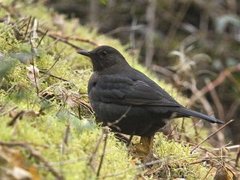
[153,133,211,179]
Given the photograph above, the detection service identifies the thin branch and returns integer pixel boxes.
[37,29,96,49]
[37,29,80,50]
[87,130,105,171]
[61,122,70,154]
[203,166,214,180]
[235,147,240,167]
[213,145,240,151]
[164,0,192,49]
[188,64,240,107]
[105,25,144,36]
[29,18,40,96]
[0,141,64,180]
[39,70,68,82]
[107,106,131,131]
[23,16,32,40]
[145,0,156,67]
[40,49,64,79]
[96,128,109,178]
[44,31,98,46]
[205,78,225,120]
[225,100,240,121]
[7,110,25,126]
[191,120,234,153]
[37,29,48,48]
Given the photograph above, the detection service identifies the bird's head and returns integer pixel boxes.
[77,46,129,72]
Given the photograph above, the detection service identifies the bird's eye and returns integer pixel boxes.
[101,50,107,56]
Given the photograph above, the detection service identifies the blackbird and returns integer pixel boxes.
[78,45,223,155]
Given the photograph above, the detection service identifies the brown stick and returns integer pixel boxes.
[235,147,240,167]
[7,110,25,126]
[96,128,109,178]
[39,70,68,82]
[188,64,240,107]
[191,120,234,153]
[37,29,97,50]
[87,129,104,171]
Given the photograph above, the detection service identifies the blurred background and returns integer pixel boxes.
[46,0,240,144]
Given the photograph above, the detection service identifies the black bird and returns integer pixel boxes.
[78,45,223,155]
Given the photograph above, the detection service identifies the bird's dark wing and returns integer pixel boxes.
[90,75,180,107]
[123,80,180,106]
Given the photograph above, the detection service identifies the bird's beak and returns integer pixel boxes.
[77,49,91,57]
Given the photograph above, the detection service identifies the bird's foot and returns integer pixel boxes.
[132,142,151,157]
[130,145,157,165]
[129,136,156,162]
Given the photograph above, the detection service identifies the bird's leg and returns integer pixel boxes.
[140,136,154,155]
[127,135,134,147]
[133,136,154,157]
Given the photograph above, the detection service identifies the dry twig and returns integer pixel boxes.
[96,128,109,178]
[191,120,234,153]
[189,64,240,107]
[87,129,104,171]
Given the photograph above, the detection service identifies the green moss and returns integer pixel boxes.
[154,133,211,179]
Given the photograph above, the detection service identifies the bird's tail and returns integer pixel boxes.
[175,108,224,124]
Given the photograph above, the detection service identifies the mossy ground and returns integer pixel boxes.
[0,1,222,179]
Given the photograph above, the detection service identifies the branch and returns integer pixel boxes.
[191,120,234,153]
[0,141,64,180]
